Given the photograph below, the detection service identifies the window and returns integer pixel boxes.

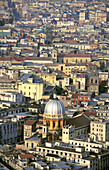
[95,79,97,83]
[3,126,6,134]
[10,124,12,133]
[29,92,30,95]
[66,59,68,63]
[29,87,31,89]
[7,125,9,134]
[27,143,28,147]
[53,121,55,128]
[91,79,93,83]
[58,121,60,128]
[44,127,45,133]
[74,154,76,158]
[31,143,34,148]
[61,66,63,71]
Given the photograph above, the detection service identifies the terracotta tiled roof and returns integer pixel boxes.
[0,57,24,61]
[0,57,10,61]
[72,94,79,98]
[24,57,52,60]
[19,154,35,159]
[84,111,96,116]
[24,120,36,126]
[78,111,96,116]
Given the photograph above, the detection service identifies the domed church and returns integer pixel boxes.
[43,99,66,138]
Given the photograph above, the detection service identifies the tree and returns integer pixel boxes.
[53,86,67,95]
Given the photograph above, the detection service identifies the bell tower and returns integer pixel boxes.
[42,120,49,138]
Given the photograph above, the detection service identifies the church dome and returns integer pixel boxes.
[44,99,65,118]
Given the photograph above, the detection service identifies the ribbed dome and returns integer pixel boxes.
[44,99,65,116]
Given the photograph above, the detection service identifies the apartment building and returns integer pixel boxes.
[0,91,22,104]
[57,54,92,64]
[35,141,109,170]
[88,72,99,95]
[71,72,86,90]
[18,74,44,101]
[24,120,37,140]
[90,119,109,142]
[0,120,17,145]
[38,72,57,85]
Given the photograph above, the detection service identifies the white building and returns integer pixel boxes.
[62,113,91,143]
[0,91,22,105]
[69,138,102,153]
[90,119,109,142]
[35,141,109,170]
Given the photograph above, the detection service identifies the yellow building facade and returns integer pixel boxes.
[38,72,57,85]
[63,55,91,64]
[37,32,46,39]
[18,79,44,101]
[48,64,87,75]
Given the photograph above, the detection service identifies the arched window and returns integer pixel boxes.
[66,59,68,63]
[95,79,97,83]
[53,121,55,128]
[91,79,93,83]
[58,121,60,128]
[31,143,34,148]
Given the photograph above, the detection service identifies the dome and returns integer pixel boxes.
[44,99,65,117]
[51,19,57,25]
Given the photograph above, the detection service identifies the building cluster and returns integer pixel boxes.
[1,0,109,170]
